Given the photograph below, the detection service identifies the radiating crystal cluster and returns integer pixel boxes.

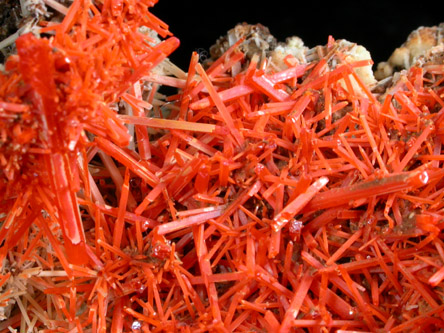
[1,1,444,332]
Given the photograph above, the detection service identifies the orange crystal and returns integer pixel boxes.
[1,2,444,332]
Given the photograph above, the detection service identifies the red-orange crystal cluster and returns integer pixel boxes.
[1,1,444,332]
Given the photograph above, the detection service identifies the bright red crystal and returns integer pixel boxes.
[1,1,444,332]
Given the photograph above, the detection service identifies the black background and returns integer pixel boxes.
[151,0,443,70]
